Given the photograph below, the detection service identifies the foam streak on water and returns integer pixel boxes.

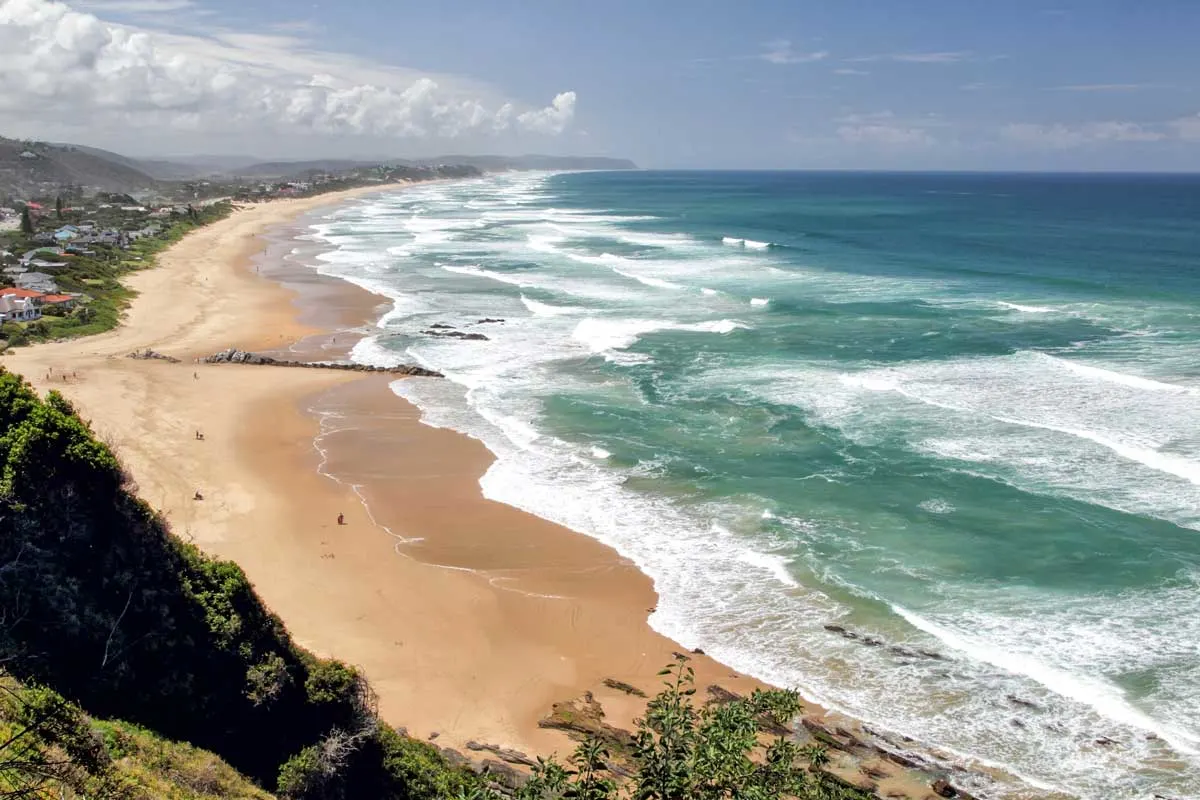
[305,170,1200,800]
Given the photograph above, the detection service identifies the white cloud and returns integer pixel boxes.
[1172,114,1200,141]
[833,68,868,76]
[0,0,576,145]
[837,124,935,146]
[516,92,577,135]
[760,39,828,65]
[848,51,971,64]
[74,0,195,12]
[832,111,945,147]
[1001,121,1166,147]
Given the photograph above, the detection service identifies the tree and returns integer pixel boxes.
[55,196,63,220]
[19,207,33,235]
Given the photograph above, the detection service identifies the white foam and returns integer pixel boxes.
[918,498,955,514]
[441,265,532,287]
[611,268,684,290]
[571,318,747,353]
[997,300,1055,314]
[521,296,579,316]
[892,604,1200,755]
[590,446,612,459]
[1044,353,1197,394]
[722,237,744,246]
[701,287,719,296]
[744,239,771,250]
[750,297,770,307]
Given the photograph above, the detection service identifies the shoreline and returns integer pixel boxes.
[0,181,984,800]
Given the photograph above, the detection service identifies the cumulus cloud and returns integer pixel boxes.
[516,92,577,135]
[0,0,576,142]
[1002,121,1166,147]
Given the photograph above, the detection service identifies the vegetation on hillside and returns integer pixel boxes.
[0,369,483,798]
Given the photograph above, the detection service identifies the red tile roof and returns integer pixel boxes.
[0,288,43,299]
[40,294,74,304]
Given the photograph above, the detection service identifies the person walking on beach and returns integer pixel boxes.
[337,513,345,526]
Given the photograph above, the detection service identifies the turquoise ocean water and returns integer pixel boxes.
[304,171,1200,799]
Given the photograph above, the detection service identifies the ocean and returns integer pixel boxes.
[302,170,1200,799]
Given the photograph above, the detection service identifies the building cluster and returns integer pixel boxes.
[0,286,75,323]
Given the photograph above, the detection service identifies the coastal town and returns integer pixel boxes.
[0,160,483,349]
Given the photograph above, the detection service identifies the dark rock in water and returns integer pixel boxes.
[823,624,849,635]
[421,329,489,341]
[476,318,505,324]
[880,749,922,769]
[1095,736,1119,746]
[862,636,884,647]
[429,323,455,329]
[918,648,948,661]
[1006,694,1041,710]
[932,778,957,797]
[691,647,705,655]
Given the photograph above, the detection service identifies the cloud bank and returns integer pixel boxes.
[0,0,576,142]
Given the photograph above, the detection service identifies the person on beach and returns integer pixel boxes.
[337,513,345,526]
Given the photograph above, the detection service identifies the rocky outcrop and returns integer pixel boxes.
[823,623,946,661]
[200,348,442,377]
[601,678,647,698]
[421,329,489,341]
[127,348,181,363]
[464,741,537,767]
[538,691,636,751]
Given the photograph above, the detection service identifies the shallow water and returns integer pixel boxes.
[302,171,1200,799]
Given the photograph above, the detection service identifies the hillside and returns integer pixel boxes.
[0,136,159,198]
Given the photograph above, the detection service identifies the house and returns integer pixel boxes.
[39,294,76,310]
[54,225,80,242]
[18,150,37,160]
[14,272,58,293]
[32,232,56,245]
[0,290,42,323]
[29,259,69,271]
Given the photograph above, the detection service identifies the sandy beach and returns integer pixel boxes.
[1,183,936,799]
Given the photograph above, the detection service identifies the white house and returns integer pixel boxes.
[0,293,42,323]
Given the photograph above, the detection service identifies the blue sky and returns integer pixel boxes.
[2,0,1199,169]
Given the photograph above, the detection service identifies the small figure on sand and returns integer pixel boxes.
[194,430,204,441]
[193,371,198,380]
[193,490,204,501]
[337,513,345,526]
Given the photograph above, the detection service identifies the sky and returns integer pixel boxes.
[1,0,1199,170]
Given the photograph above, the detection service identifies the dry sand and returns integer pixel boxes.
[1,184,938,799]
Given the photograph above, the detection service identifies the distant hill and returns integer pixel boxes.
[230,159,381,178]
[226,155,635,179]
[0,135,638,197]
[0,136,159,198]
